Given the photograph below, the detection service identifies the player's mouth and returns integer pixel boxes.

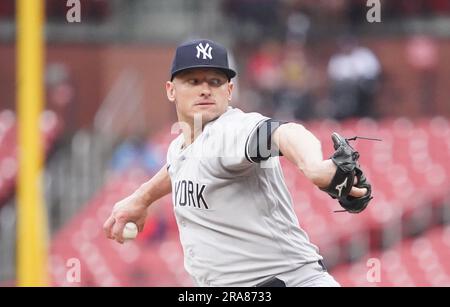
[195,101,215,106]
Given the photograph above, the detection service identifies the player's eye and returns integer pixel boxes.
[208,78,224,87]
[187,78,199,85]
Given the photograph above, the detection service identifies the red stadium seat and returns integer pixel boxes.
[331,225,450,286]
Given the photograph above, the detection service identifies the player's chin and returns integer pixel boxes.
[191,108,220,122]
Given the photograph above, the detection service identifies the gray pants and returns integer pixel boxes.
[258,261,340,287]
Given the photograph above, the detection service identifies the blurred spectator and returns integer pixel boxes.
[244,37,321,120]
[245,40,283,115]
[46,63,76,134]
[273,42,318,120]
[327,37,381,120]
[283,8,311,44]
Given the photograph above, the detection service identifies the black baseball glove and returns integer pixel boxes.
[338,166,373,213]
[321,132,373,213]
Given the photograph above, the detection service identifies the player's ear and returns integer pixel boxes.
[166,81,176,102]
[227,81,234,102]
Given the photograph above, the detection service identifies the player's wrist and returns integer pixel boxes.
[134,179,163,207]
[130,189,152,209]
[304,160,335,189]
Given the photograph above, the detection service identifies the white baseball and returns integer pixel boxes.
[122,222,138,240]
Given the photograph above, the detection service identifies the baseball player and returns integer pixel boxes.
[103,39,373,287]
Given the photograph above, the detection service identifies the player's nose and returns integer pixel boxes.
[199,81,212,96]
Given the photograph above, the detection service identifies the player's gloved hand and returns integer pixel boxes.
[103,194,148,244]
[337,166,373,213]
[321,132,373,214]
[320,132,359,199]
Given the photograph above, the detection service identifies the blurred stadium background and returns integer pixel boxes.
[1,0,450,287]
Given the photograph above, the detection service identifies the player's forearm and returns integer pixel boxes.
[132,165,172,207]
[274,123,335,188]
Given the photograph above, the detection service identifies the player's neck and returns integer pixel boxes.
[178,112,221,147]
[179,118,204,148]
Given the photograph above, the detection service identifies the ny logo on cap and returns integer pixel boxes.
[196,43,213,60]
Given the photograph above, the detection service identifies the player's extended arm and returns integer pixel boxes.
[103,164,172,243]
[272,123,367,198]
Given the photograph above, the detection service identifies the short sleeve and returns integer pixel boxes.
[245,119,288,163]
[211,111,268,170]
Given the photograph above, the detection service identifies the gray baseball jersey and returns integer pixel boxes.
[166,107,322,287]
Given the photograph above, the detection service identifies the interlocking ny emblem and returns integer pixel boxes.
[196,43,213,60]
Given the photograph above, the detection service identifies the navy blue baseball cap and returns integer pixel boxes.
[170,39,237,81]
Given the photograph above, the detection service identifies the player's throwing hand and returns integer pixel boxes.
[103,194,148,244]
